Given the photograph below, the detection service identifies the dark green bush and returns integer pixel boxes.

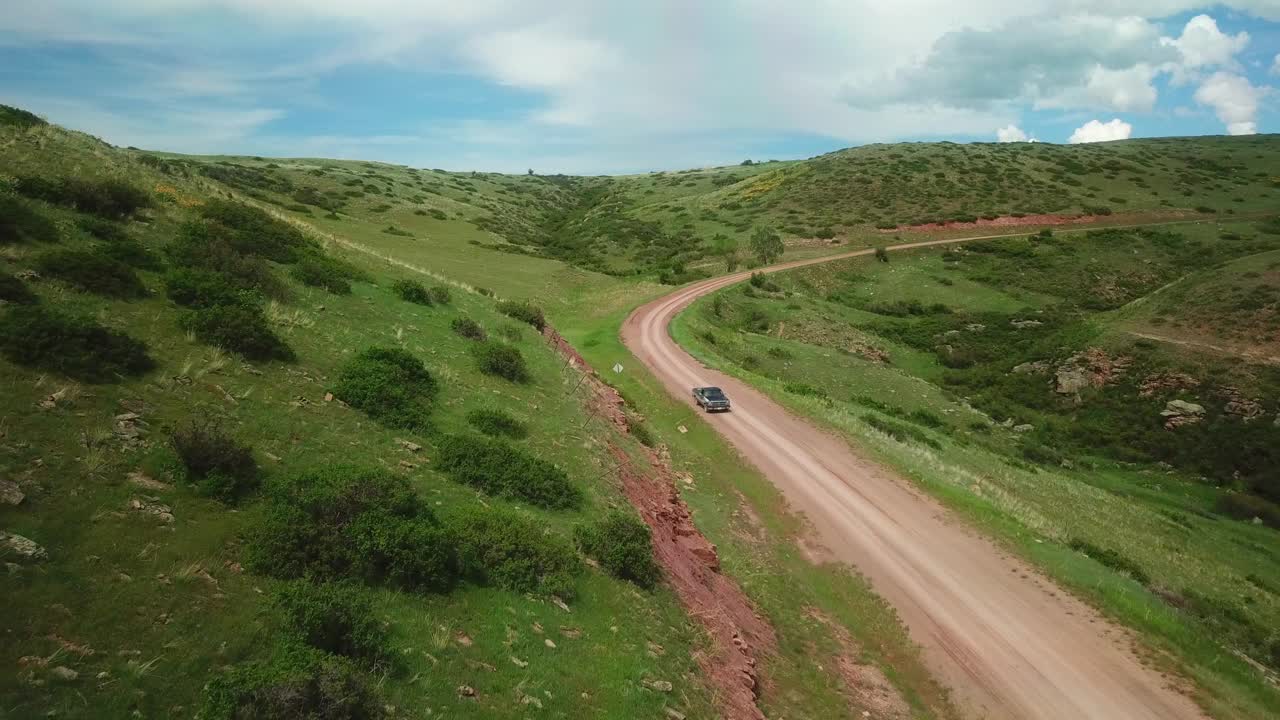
[496,300,546,331]
[392,279,431,305]
[34,249,146,298]
[428,285,451,304]
[96,238,162,270]
[1067,539,1149,584]
[15,175,151,219]
[435,434,582,509]
[0,104,46,129]
[333,347,437,430]
[165,268,258,309]
[450,316,486,340]
[199,199,309,263]
[447,506,580,597]
[247,466,456,592]
[1216,493,1280,530]
[76,216,129,242]
[0,305,153,382]
[472,342,530,383]
[863,413,940,449]
[199,646,384,720]
[575,510,659,587]
[171,418,259,503]
[466,408,528,439]
[272,582,389,668]
[182,302,295,362]
[625,414,656,447]
[0,274,37,304]
[290,254,352,294]
[0,195,60,244]
[875,246,890,262]
[166,221,290,300]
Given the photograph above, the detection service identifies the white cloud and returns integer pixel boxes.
[1193,71,1265,135]
[996,124,1029,142]
[1160,14,1249,73]
[1068,118,1133,143]
[1272,54,1280,75]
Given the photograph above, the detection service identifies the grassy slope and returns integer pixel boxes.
[671,220,1280,718]
[0,124,721,719]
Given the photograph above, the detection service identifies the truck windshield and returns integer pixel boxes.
[704,388,725,399]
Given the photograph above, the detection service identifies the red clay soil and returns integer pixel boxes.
[882,211,1194,233]
[543,327,776,720]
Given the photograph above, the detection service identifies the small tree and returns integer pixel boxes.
[874,246,890,263]
[711,233,740,272]
[749,226,783,265]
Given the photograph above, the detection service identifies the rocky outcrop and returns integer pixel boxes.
[1220,386,1265,422]
[1138,372,1200,398]
[1161,400,1205,430]
[1054,348,1131,395]
[1,530,47,562]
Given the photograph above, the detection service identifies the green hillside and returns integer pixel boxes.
[2,109,964,719]
[673,218,1280,718]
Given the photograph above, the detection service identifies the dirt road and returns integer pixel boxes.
[621,239,1207,720]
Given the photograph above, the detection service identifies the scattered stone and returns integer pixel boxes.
[128,498,175,524]
[398,460,417,471]
[1,530,47,562]
[647,641,665,657]
[510,656,528,668]
[643,679,673,693]
[965,323,986,332]
[559,627,581,639]
[1011,360,1050,375]
[1161,400,1206,430]
[126,471,171,492]
[113,413,149,446]
[550,596,571,613]
[664,709,687,720]
[1054,348,1130,395]
[1010,319,1042,329]
[0,479,24,506]
[397,439,422,453]
[1221,387,1264,421]
[457,685,477,699]
[50,667,78,682]
[519,692,543,709]
[1013,424,1034,433]
[544,638,556,649]
[465,659,496,672]
[454,632,472,648]
[531,622,543,634]
[1138,371,1200,398]
[676,425,688,434]
[324,392,334,402]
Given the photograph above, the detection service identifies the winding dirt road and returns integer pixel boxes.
[621,239,1206,720]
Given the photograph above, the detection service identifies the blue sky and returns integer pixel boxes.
[1,1,1277,174]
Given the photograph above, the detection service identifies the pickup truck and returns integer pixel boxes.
[692,386,731,413]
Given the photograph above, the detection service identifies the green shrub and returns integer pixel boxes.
[75,216,129,242]
[166,221,290,300]
[182,302,295,362]
[907,409,946,428]
[1216,493,1280,530]
[450,316,486,340]
[0,305,154,382]
[497,300,546,331]
[199,199,309,263]
[15,175,151,219]
[863,413,940,449]
[814,227,836,239]
[428,285,451,304]
[574,510,659,587]
[0,274,37,305]
[96,238,162,270]
[248,466,456,591]
[199,646,384,720]
[0,195,60,244]
[875,246,890,263]
[0,104,46,129]
[784,382,828,399]
[272,582,389,668]
[472,342,530,383]
[447,506,580,597]
[435,434,582,509]
[165,268,258,309]
[171,418,259,503]
[626,414,656,447]
[466,408,529,439]
[34,249,146,298]
[333,347,437,430]
[290,254,352,294]
[1067,539,1149,584]
[392,279,431,305]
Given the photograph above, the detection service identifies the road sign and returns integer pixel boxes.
[612,363,623,373]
